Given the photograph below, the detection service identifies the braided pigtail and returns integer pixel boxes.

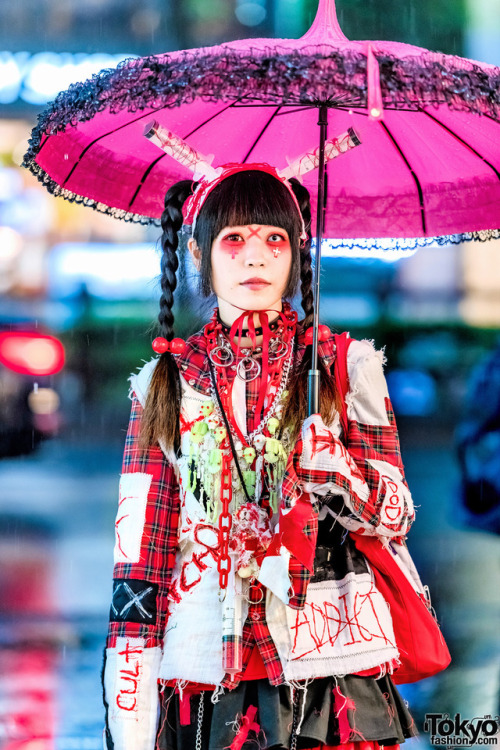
[281,179,339,439]
[140,180,195,452]
[290,178,314,328]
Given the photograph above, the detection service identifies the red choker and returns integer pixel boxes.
[204,303,297,439]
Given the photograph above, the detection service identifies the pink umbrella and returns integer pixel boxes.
[23,0,500,408]
[24,0,500,245]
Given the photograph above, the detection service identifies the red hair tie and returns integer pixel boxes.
[152,337,186,355]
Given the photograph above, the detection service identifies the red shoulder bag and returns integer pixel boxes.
[333,332,451,684]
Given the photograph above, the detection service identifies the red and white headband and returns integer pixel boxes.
[144,121,361,241]
[182,162,309,240]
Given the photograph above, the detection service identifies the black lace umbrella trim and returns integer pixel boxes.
[24,46,500,161]
[321,230,500,251]
[28,157,155,226]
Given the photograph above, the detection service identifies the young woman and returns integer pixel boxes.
[102,164,418,750]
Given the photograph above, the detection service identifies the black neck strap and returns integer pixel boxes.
[217,310,281,338]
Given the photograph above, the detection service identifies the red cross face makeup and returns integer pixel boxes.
[210,224,293,323]
[218,226,290,260]
[246,225,262,239]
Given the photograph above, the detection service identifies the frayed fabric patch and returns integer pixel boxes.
[333,685,364,743]
[104,638,162,746]
[110,578,158,624]
[114,472,153,564]
[110,637,146,717]
[266,572,398,681]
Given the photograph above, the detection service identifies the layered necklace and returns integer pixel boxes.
[204,302,297,439]
[187,303,297,594]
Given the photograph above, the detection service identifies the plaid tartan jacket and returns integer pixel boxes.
[104,327,413,749]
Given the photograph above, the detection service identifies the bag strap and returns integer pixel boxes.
[333,332,352,438]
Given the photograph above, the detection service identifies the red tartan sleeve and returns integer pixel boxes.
[106,394,180,649]
[287,515,316,609]
[282,341,415,538]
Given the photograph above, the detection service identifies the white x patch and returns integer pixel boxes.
[112,582,154,620]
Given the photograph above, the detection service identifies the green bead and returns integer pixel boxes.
[190,421,208,443]
[207,448,222,474]
[243,469,256,493]
[243,446,256,464]
[192,421,209,436]
[267,417,280,435]
[200,401,214,417]
[264,437,281,463]
[214,426,227,443]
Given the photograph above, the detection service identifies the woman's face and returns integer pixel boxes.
[190,224,293,324]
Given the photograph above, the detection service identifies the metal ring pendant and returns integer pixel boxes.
[209,345,234,367]
[269,340,289,361]
[237,356,261,381]
[246,585,264,604]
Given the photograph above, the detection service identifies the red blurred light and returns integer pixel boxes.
[0,332,65,376]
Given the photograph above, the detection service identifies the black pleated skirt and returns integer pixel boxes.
[156,674,417,750]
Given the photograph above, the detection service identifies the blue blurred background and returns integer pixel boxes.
[1,1,500,748]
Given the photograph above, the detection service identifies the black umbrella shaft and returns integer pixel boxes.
[308,104,328,416]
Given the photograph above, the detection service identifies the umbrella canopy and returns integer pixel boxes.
[24,0,500,245]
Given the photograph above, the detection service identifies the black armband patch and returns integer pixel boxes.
[110,578,158,624]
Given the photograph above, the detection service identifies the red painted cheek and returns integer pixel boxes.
[267,240,291,257]
[219,239,243,259]
[267,240,290,249]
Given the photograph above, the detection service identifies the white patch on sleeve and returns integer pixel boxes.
[379,475,411,526]
[114,473,153,564]
[104,637,161,747]
[299,415,370,503]
[370,459,414,535]
[346,339,390,427]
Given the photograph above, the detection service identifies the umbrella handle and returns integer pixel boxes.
[308,369,320,416]
[307,114,361,416]
[307,104,329,416]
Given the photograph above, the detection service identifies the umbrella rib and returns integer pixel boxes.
[420,109,500,181]
[275,107,317,116]
[60,105,169,189]
[228,104,316,115]
[380,122,427,235]
[127,101,241,210]
[242,106,282,162]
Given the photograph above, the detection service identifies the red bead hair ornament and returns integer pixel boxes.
[304,325,331,345]
[152,337,186,355]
